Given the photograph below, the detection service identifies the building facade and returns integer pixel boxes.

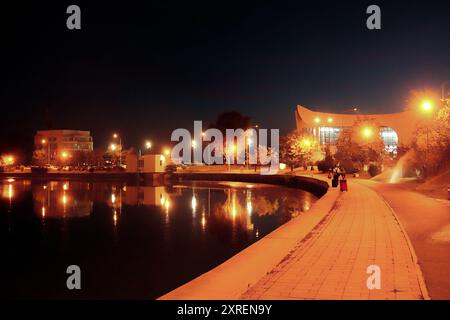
[295,105,421,155]
[34,130,94,164]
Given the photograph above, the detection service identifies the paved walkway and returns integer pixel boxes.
[241,180,428,300]
[358,179,450,299]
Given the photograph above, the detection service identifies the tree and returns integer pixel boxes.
[87,149,106,166]
[335,118,385,173]
[209,111,252,135]
[280,130,316,171]
[32,149,47,166]
[412,103,450,174]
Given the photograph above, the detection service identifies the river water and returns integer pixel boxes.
[0,178,317,299]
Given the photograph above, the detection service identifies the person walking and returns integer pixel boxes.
[328,164,340,188]
[328,163,347,191]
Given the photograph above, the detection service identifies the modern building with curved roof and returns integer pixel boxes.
[295,105,423,154]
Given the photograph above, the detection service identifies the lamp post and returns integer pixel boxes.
[420,100,434,177]
[41,139,50,165]
[112,133,122,166]
[139,140,152,157]
[61,151,69,167]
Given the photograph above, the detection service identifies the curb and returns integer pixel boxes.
[159,181,340,300]
[374,189,431,300]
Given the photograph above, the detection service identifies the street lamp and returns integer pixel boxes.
[41,139,50,165]
[4,155,15,166]
[361,127,373,139]
[420,100,434,176]
[60,151,69,165]
[145,141,152,149]
[112,133,122,166]
[302,138,312,148]
[421,101,433,111]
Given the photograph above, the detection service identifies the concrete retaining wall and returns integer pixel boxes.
[172,172,329,198]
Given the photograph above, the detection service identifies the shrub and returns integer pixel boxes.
[368,163,381,177]
[316,157,334,172]
[338,158,359,174]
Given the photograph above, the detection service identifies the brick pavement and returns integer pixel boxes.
[241,180,427,300]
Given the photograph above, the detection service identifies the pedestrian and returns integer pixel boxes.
[339,166,348,192]
[328,163,340,188]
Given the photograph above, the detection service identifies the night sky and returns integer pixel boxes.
[1,0,449,157]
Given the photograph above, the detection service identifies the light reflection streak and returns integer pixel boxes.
[191,194,197,216]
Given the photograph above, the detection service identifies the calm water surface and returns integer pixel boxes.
[0,179,317,299]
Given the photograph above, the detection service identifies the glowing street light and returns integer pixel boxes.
[163,148,170,156]
[145,140,152,149]
[110,143,117,151]
[421,100,433,112]
[227,144,236,171]
[1,155,15,166]
[420,99,434,174]
[41,139,50,165]
[302,138,312,148]
[112,133,122,166]
[361,127,373,138]
[191,140,197,148]
[61,151,69,159]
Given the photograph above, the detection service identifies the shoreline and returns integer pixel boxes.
[159,173,336,300]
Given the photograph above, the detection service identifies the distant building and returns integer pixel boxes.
[125,152,167,173]
[295,105,421,155]
[34,130,94,165]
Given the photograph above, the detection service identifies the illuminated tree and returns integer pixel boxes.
[280,130,316,171]
[335,118,385,172]
[413,103,450,174]
[32,149,47,165]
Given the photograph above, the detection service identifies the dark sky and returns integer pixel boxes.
[2,0,449,155]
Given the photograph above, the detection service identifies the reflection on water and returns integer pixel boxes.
[0,179,316,299]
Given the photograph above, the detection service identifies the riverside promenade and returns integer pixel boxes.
[241,178,428,300]
[160,173,429,300]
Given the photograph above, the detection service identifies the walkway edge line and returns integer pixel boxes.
[376,191,431,300]
[158,184,340,300]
